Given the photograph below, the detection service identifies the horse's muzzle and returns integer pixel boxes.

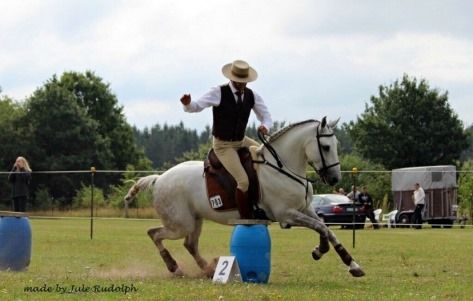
[326,175,339,186]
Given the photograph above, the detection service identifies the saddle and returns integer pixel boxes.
[203,148,260,212]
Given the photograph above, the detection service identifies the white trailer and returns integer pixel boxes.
[391,165,458,228]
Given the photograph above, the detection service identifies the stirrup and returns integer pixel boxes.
[253,208,269,220]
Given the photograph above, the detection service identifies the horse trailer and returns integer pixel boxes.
[391,165,458,228]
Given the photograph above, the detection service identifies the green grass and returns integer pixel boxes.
[1,218,473,301]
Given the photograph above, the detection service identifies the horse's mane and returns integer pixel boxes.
[268,119,318,143]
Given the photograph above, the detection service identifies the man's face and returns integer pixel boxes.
[231,81,247,92]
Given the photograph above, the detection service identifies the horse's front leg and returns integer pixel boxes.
[302,208,330,260]
[147,226,185,277]
[287,210,365,277]
[183,218,218,278]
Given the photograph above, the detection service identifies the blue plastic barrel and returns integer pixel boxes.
[0,211,32,271]
[230,224,271,283]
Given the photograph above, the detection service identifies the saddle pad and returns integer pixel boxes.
[204,147,260,212]
[205,170,237,211]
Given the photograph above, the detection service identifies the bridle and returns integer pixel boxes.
[255,120,340,187]
[314,123,340,180]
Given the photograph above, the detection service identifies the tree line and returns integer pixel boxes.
[1,72,472,218]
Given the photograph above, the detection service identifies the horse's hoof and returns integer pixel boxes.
[204,265,216,278]
[349,268,365,277]
[173,267,185,277]
[204,266,215,278]
[311,248,323,261]
[203,257,218,278]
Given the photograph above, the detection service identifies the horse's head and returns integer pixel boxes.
[306,117,341,186]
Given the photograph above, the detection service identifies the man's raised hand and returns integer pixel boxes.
[180,94,191,105]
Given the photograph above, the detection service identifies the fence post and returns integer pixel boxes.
[351,167,358,248]
[90,167,96,240]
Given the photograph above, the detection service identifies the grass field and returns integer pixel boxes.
[1,218,473,301]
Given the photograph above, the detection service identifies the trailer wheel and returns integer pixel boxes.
[430,220,442,228]
[397,213,411,228]
[443,220,454,229]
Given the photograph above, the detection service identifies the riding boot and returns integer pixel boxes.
[254,205,269,220]
[235,188,253,219]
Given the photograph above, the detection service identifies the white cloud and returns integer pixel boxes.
[122,99,171,124]
[1,0,473,128]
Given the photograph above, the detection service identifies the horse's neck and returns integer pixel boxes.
[264,124,313,174]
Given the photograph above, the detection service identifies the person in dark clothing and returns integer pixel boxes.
[357,186,379,229]
[8,156,32,212]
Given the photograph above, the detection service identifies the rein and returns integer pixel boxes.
[255,130,315,190]
[256,130,284,169]
[254,121,340,188]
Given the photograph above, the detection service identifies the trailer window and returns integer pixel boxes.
[432,171,442,182]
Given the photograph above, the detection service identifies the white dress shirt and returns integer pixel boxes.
[183,82,273,131]
[414,187,425,205]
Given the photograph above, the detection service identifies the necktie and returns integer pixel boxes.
[235,91,242,104]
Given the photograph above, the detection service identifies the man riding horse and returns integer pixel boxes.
[180,59,272,219]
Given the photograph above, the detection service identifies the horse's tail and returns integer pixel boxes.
[124,175,160,206]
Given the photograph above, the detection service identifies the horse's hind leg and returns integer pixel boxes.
[183,218,216,278]
[289,210,365,277]
[147,226,185,276]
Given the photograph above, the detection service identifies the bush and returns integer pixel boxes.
[72,184,105,209]
[33,185,54,210]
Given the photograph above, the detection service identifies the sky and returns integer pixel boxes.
[1,0,473,131]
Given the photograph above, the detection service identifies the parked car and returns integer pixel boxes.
[311,194,366,229]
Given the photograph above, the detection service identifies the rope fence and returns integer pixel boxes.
[2,168,473,241]
[2,169,473,174]
[26,215,473,229]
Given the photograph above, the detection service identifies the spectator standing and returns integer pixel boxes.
[358,186,379,229]
[8,156,32,212]
[347,185,360,201]
[413,183,425,229]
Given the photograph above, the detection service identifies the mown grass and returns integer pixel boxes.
[1,218,472,301]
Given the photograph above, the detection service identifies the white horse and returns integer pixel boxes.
[125,118,365,278]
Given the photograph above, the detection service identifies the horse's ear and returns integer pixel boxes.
[328,117,341,128]
[321,116,327,128]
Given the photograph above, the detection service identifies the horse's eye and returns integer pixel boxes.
[322,145,330,152]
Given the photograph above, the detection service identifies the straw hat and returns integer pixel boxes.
[221,60,258,83]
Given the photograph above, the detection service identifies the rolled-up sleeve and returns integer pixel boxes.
[252,92,273,130]
[183,86,221,113]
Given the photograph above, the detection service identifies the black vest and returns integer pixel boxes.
[212,85,255,141]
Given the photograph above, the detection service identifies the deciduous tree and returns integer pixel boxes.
[349,75,468,169]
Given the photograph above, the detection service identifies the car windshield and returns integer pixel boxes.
[312,194,352,205]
